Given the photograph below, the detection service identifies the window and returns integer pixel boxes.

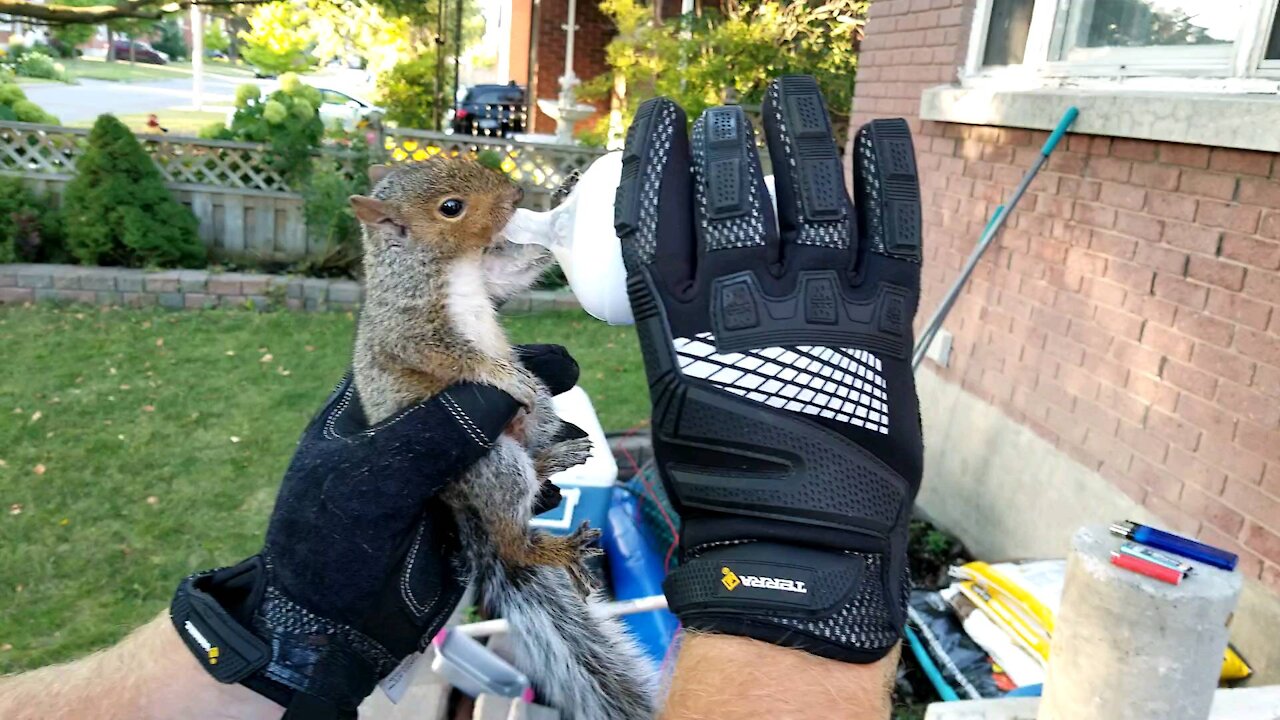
[966,0,1280,85]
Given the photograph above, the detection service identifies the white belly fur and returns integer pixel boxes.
[447,256,508,357]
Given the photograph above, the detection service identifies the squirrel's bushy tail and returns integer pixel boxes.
[477,557,656,720]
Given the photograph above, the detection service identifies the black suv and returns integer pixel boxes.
[451,83,527,137]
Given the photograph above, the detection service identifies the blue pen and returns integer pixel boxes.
[1110,520,1238,571]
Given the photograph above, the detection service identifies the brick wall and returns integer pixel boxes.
[530,0,615,134]
[851,1,1280,591]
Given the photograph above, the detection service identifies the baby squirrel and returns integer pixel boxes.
[349,158,654,720]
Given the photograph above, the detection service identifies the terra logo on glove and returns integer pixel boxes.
[614,75,925,663]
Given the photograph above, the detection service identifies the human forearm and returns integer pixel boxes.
[0,613,282,720]
[662,633,899,720]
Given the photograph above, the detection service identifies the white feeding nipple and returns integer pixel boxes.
[501,152,634,325]
[500,152,780,326]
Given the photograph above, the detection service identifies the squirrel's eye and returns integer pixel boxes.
[439,198,465,218]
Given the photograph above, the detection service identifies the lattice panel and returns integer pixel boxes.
[383,130,605,192]
[0,123,85,175]
[144,138,290,192]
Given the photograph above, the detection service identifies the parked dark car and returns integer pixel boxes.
[109,40,168,65]
[451,83,527,137]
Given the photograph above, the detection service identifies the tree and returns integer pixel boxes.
[238,1,316,75]
[49,0,100,51]
[0,0,263,24]
[63,115,204,268]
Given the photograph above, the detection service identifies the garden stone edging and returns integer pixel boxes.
[0,264,581,314]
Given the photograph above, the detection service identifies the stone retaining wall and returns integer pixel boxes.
[0,264,580,314]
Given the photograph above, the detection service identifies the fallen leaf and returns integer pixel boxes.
[33,464,45,476]
[0,459,7,467]
[8,503,21,515]
[119,384,131,390]
[109,367,117,375]
[156,338,164,347]
[59,518,70,526]
[230,436,241,443]
[117,434,125,440]
[11,407,21,414]
[141,321,151,329]
[225,350,236,356]
[141,405,155,412]
[305,345,316,352]
[0,644,11,652]
[29,410,41,423]
[260,353,274,363]
[146,496,159,505]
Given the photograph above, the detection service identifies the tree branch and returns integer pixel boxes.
[0,0,270,24]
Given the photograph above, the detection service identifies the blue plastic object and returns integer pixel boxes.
[1006,684,1043,698]
[1040,106,1079,155]
[1131,523,1238,570]
[905,625,959,701]
[602,488,679,667]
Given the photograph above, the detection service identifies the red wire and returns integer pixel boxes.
[616,423,680,573]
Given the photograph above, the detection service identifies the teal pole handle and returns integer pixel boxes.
[1040,106,1079,156]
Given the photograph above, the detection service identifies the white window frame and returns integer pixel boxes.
[962,0,1280,92]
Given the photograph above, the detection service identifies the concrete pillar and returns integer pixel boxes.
[1038,525,1241,720]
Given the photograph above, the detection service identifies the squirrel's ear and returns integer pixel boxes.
[349,195,397,226]
[367,164,393,185]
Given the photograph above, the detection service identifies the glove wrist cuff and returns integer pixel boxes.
[663,542,904,664]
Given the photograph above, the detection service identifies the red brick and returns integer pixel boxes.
[1114,213,1163,244]
[1244,522,1280,565]
[1176,393,1237,441]
[1191,344,1255,385]
[1221,234,1280,271]
[1099,182,1146,211]
[1202,526,1266,581]
[1236,420,1280,463]
[1243,269,1280,305]
[1060,176,1101,201]
[1258,363,1280,399]
[1262,563,1280,593]
[1159,143,1211,168]
[1128,371,1180,411]
[1262,211,1280,241]
[1097,378,1149,423]
[1187,256,1245,291]
[1167,444,1229,494]
[1117,420,1169,463]
[1152,275,1208,309]
[1090,230,1136,260]
[1106,260,1154,293]
[1124,293,1178,327]
[1114,340,1165,377]
[1162,221,1221,254]
[1094,305,1144,339]
[1087,156,1132,182]
[1147,406,1202,450]
[1218,381,1280,427]
[1223,479,1280,528]
[1163,359,1218,399]
[1144,493,1200,535]
[1196,201,1261,234]
[1074,201,1116,229]
[1141,322,1193,360]
[1173,308,1235,346]
[1197,430,1267,484]
[1237,177,1280,207]
[1130,455,1184,502]
[1145,191,1197,222]
[1181,486,1244,535]
[1134,243,1188,274]
[1101,458,1150,505]
[1112,139,1158,162]
[1178,169,1237,201]
[1130,162,1180,191]
[1264,463,1280,497]
[1210,148,1273,176]
[1206,288,1273,331]
[1058,361,1102,399]
[1235,326,1280,368]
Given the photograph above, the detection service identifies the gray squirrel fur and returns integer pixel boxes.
[348,158,655,720]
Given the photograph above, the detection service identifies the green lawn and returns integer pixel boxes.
[70,109,227,136]
[63,57,257,83]
[0,305,647,673]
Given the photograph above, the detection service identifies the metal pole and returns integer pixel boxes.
[190,4,204,110]
[453,0,463,114]
[435,0,445,131]
[911,107,1079,370]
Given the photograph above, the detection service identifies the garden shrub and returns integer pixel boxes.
[63,114,204,268]
[0,176,65,263]
[0,82,57,123]
[377,53,440,128]
[16,52,66,82]
[151,19,188,61]
[226,80,324,185]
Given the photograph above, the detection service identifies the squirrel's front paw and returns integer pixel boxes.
[535,436,594,480]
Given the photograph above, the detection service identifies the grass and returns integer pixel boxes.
[69,109,228,136]
[0,305,647,673]
[62,57,258,83]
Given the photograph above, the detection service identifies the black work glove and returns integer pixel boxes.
[170,344,579,718]
[614,76,923,663]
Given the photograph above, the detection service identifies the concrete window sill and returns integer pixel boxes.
[920,85,1280,153]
